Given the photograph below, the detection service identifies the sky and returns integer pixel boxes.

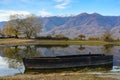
[0,0,120,21]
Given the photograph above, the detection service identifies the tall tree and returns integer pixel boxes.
[9,14,23,38]
[2,14,23,38]
[22,14,43,38]
[2,22,15,37]
[2,14,43,38]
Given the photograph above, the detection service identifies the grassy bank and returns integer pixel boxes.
[0,38,119,46]
[0,72,118,80]
[0,38,119,80]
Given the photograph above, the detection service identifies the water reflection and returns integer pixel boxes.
[0,44,120,76]
[2,46,22,62]
[78,45,85,51]
[1,46,42,59]
[101,44,114,54]
[112,66,120,72]
[0,46,43,76]
[35,44,69,49]
[0,56,24,76]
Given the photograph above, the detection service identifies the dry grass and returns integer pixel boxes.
[0,38,33,45]
[0,38,119,46]
[0,72,117,80]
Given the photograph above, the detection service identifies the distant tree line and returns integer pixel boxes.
[75,30,114,42]
[35,34,69,40]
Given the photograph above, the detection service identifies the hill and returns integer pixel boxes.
[41,13,120,39]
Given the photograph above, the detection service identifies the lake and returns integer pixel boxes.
[0,44,120,76]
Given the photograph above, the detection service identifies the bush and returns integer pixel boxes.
[102,30,114,42]
[88,37,100,40]
[35,36,69,40]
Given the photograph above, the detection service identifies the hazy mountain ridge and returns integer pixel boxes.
[42,13,120,39]
[42,16,72,31]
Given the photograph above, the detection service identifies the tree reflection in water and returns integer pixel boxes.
[101,44,114,54]
[78,45,85,51]
[1,45,42,71]
[2,46,23,73]
[21,45,42,58]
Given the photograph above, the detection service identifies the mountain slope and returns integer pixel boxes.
[44,13,120,39]
[42,16,72,31]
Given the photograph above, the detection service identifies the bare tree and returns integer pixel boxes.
[2,14,43,38]
[2,14,24,38]
[22,14,43,38]
[102,30,113,42]
[2,22,15,37]
[9,14,24,38]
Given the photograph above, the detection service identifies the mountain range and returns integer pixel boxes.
[41,13,120,39]
[0,13,120,39]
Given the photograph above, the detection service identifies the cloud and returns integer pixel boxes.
[54,0,71,9]
[39,9,52,17]
[0,10,30,21]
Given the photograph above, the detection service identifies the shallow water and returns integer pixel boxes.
[0,44,120,76]
[0,57,24,76]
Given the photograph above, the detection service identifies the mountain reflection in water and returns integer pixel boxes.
[0,44,120,76]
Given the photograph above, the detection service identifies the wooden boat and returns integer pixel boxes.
[23,54,113,71]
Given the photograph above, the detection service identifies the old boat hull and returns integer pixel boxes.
[23,54,113,71]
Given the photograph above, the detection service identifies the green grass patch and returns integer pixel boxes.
[0,38,120,46]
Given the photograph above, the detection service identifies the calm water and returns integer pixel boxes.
[0,44,120,76]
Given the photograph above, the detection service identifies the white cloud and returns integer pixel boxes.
[39,9,52,17]
[54,0,71,9]
[0,10,30,21]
